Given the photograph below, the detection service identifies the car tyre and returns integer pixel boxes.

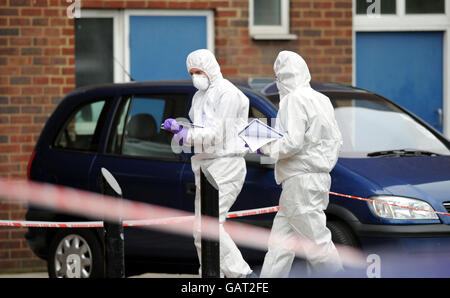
[47,229,104,278]
[327,220,359,248]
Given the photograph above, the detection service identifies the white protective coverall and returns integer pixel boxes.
[259,51,344,277]
[184,49,252,278]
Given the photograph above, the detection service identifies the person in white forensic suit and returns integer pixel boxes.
[163,49,253,278]
[258,51,344,277]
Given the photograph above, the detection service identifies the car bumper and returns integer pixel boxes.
[351,222,450,238]
[350,222,450,251]
[347,223,450,277]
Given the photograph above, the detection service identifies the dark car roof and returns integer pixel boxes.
[228,78,370,95]
[65,78,370,100]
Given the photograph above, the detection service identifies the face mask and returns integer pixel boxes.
[276,78,289,98]
[192,74,210,91]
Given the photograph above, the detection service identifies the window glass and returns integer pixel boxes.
[356,0,396,15]
[254,0,281,25]
[75,18,114,87]
[54,100,106,151]
[249,106,267,120]
[107,94,189,160]
[405,0,445,14]
[332,97,450,157]
[266,94,280,109]
[107,97,131,155]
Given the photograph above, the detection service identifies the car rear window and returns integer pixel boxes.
[53,99,109,152]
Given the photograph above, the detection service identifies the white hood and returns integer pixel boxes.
[186,49,223,83]
[274,51,311,97]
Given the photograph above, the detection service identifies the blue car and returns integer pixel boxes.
[25,79,450,278]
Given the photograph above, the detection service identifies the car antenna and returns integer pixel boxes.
[114,56,135,82]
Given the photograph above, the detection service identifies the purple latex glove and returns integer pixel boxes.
[163,118,183,134]
[174,127,189,146]
[245,143,265,156]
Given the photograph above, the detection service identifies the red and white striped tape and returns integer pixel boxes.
[329,192,450,217]
[227,206,281,218]
[2,191,447,228]
[0,220,104,228]
[0,177,367,269]
[0,206,281,228]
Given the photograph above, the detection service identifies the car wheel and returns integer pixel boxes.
[327,220,359,248]
[47,229,104,278]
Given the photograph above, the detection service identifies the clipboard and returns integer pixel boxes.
[161,121,204,130]
[238,119,283,152]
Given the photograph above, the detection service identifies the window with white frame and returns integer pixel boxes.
[356,0,446,16]
[75,18,114,87]
[77,9,214,84]
[404,0,445,14]
[249,0,296,40]
[356,0,396,15]
[76,10,127,85]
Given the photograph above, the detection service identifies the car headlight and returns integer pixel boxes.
[368,196,439,220]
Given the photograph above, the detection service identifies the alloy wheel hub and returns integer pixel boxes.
[54,234,93,278]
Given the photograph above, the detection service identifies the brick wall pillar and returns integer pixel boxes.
[0,0,75,272]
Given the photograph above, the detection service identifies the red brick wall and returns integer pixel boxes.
[78,0,353,82]
[0,0,75,272]
[0,0,352,273]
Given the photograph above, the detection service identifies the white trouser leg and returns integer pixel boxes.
[289,209,343,275]
[192,160,252,278]
[260,210,297,278]
[261,174,343,277]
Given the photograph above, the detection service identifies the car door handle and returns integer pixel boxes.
[436,108,443,126]
[186,183,196,196]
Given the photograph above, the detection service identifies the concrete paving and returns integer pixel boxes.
[0,272,49,278]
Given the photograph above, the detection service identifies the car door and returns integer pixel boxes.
[36,97,113,192]
[180,92,280,226]
[178,91,280,264]
[89,89,194,259]
[236,93,281,226]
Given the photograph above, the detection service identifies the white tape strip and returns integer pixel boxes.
[0,220,103,228]
[0,205,281,228]
[0,178,367,269]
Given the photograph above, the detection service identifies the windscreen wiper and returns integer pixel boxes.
[367,149,441,158]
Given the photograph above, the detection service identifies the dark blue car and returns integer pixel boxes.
[26,79,450,278]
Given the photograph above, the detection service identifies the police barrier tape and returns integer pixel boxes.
[329,192,450,217]
[0,206,281,228]
[0,178,366,269]
[2,189,448,228]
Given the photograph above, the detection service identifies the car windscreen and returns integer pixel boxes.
[332,97,450,157]
[264,93,449,158]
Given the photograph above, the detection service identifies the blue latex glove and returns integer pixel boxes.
[163,118,183,134]
[174,127,189,146]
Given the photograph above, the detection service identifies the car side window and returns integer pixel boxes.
[107,93,189,160]
[249,106,266,120]
[249,104,273,126]
[54,99,107,152]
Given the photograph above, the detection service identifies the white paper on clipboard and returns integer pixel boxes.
[178,121,204,128]
[238,119,283,152]
[160,121,204,130]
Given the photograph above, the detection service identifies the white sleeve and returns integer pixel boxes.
[261,95,308,160]
[187,89,242,146]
